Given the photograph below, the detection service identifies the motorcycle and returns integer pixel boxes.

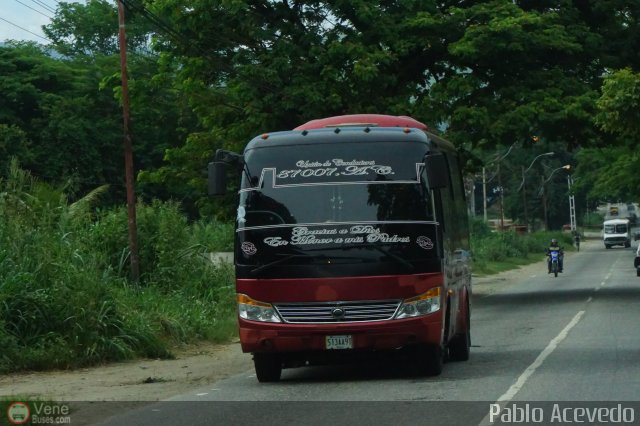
[548,250,560,277]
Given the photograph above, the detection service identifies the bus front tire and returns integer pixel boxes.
[415,344,443,376]
[448,303,471,362]
[253,353,282,382]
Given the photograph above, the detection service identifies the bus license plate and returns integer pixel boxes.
[325,335,353,350]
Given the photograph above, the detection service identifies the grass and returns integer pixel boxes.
[472,252,544,276]
[0,161,238,373]
[469,219,575,277]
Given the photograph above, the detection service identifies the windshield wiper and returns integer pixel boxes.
[338,243,414,271]
[250,253,362,275]
[250,254,309,275]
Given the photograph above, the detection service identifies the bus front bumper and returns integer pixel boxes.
[239,314,443,354]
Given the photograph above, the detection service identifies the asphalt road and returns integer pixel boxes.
[99,239,640,426]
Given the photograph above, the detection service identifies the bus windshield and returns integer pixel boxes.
[238,141,434,228]
[604,224,628,234]
[239,183,433,228]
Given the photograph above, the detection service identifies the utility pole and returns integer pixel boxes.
[482,167,487,222]
[568,174,576,232]
[541,175,548,230]
[521,166,528,230]
[117,0,140,282]
[518,152,554,232]
[498,163,504,230]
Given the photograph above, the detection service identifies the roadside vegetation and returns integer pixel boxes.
[470,219,575,276]
[0,162,235,373]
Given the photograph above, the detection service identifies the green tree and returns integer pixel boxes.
[44,0,153,56]
[0,44,124,199]
[9,0,640,219]
[0,125,33,174]
[575,68,640,202]
[143,1,636,218]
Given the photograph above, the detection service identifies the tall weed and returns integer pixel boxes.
[470,219,573,275]
[0,163,236,373]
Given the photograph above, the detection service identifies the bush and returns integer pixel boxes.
[90,201,234,287]
[0,164,236,373]
[470,227,573,275]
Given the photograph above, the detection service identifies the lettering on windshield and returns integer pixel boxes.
[263,225,411,247]
[275,159,395,180]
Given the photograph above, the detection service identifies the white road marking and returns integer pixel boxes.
[478,310,585,425]
[196,393,208,396]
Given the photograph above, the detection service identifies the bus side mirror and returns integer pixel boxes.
[208,149,244,196]
[425,154,449,189]
[208,161,228,196]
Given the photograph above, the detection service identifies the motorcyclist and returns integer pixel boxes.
[573,232,581,252]
[546,238,564,273]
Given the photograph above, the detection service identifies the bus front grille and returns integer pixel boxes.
[274,300,401,324]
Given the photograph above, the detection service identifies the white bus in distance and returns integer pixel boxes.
[603,218,631,249]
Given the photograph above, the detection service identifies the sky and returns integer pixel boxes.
[0,0,85,43]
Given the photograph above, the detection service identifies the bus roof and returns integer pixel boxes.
[294,114,428,131]
[603,218,629,225]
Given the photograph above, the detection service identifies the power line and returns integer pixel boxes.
[119,0,239,73]
[120,0,195,50]
[13,0,54,20]
[0,16,51,42]
[28,0,56,14]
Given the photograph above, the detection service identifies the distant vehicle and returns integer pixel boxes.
[603,218,630,249]
[627,204,637,225]
[609,206,619,216]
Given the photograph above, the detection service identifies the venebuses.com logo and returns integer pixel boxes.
[6,401,72,424]
[6,402,30,425]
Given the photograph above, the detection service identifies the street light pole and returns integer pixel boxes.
[517,152,554,231]
[484,143,517,227]
[522,166,528,229]
[568,174,576,232]
[539,165,571,231]
[499,163,504,229]
[541,175,548,230]
[483,167,488,222]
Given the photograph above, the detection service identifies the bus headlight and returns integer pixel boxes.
[237,294,282,323]
[395,287,441,319]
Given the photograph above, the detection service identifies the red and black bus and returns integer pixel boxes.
[209,114,472,381]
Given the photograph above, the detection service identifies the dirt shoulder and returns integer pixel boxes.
[0,340,251,403]
[472,257,547,297]
[1,340,252,424]
[472,239,584,297]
